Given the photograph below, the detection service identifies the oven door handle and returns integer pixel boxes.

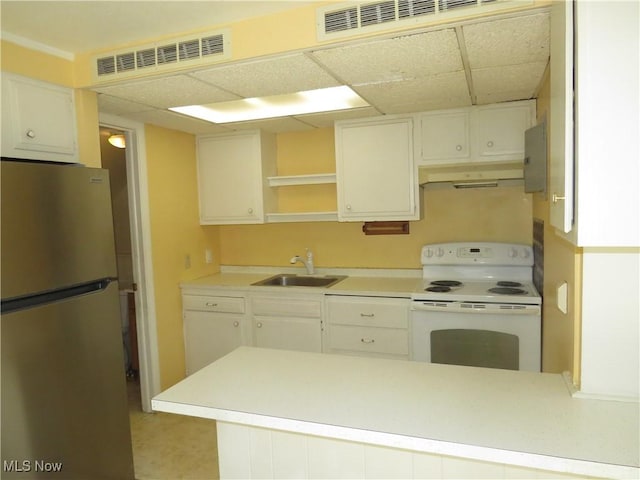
[411,301,540,314]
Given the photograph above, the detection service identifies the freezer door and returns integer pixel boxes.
[1,160,117,300]
[1,281,134,479]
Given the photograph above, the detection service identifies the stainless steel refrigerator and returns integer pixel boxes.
[1,159,135,479]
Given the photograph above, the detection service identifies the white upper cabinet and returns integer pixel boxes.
[335,115,419,221]
[419,110,470,162]
[416,100,536,166]
[1,73,78,163]
[197,130,276,225]
[475,102,536,160]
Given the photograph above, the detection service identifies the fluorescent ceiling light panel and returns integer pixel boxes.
[170,86,369,123]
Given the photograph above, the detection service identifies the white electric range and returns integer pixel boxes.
[410,242,542,371]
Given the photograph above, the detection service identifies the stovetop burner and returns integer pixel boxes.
[488,287,526,295]
[430,280,463,287]
[425,285,452,293]
[496,281,523,287]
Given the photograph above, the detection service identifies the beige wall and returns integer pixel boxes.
[531,68,581,379]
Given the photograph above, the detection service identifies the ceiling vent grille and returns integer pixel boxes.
[317,0,519,40]
[92,29,230,83]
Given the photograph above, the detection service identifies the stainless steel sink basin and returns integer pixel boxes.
[252,274,347,288]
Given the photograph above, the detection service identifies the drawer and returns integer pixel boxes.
[251,296,321,318]
[327,297,409,328]
[328,325,408,356]
[182,294,245,314]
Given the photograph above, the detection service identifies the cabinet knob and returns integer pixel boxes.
[26,129,36,139]
[486,140,494,148]
[552,193,566,203]
[346,204,352,210]
[233,321,239,327]
[247,208,254,214]
[360,338,375,344]
[455,144,462,151]
[256,322,262,328]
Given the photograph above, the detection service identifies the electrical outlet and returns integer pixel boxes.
[205,249,213,264]
[185,254,191,269]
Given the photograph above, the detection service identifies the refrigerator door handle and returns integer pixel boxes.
[1,277,116,314]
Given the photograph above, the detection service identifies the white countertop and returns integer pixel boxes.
[152,347,639,479]
[180,267,421,297]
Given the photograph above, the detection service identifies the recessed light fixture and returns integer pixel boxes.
[169,86,369,124]
[108,134,126,149]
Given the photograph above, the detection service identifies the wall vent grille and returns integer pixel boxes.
[317,0,523,40]
[92,30,230,83]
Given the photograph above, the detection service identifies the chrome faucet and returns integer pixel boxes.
[290,248,315,275]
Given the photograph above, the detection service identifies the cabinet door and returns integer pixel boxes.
[549,0,574,233]
[336,117,418,221]
[197,132,265,224]
[418,110,470,164]
[183,311,243,375]
[254,316,322,353]
[1,73,77,163]
[475,102,535,160]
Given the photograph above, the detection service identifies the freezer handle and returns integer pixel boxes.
[1,278,116,314]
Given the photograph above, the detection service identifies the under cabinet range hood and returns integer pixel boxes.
[418,161,524,188]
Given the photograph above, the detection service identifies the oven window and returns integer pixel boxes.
[431,329,519,370]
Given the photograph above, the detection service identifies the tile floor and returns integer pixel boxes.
[128,379,220,480]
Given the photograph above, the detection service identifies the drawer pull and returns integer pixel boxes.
[360,313,375,317]
[257,322,263,328]
[233,321,239,327]
[360,338,375,344]
[205,302,218,307]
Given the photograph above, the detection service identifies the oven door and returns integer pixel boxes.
[410,301,541,372]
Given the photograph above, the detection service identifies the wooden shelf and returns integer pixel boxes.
[265,211,338,223]
[267,173,336,187]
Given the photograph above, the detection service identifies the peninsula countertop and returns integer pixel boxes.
[152,347,639,479]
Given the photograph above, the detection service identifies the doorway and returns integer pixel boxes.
[99,115,160,413]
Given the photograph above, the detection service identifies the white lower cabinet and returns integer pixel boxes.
[250,293,323,353]
[182,292,247,375]
[325,295,410,359]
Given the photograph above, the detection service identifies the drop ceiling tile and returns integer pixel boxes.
[126,109,232,135]
[93,75,241,109]
[97,94,154,115]
[191,53,341,97]
[222,117,315,134]
[463,13,550,69]
[354,71,471,114]
[472,62,547,100]
[294,107,380,128]
[311,29,463,86]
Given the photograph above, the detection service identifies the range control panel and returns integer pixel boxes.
[421,242,533,266]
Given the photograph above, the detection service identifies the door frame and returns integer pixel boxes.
[100,113,160,412]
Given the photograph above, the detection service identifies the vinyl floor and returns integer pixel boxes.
[128,379,220,480]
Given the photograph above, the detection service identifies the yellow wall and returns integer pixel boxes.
[144,124,220,389]
[531,68,581,379]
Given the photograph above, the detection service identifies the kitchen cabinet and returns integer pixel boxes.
[550,1,639,247]
[325,295,410,359]
[419,109,470,162]
[1,73,78,163]
[335,115,419,221]
[416,100,536,166]
[196,130,276,224]
[250,293,323,353]
[182,293,248,375]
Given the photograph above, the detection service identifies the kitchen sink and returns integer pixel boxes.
[252,274,347,288]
